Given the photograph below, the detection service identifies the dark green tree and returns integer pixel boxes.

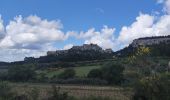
[8,65,36,82]
[58,68,76,79]
[87,69,102,79]
[101,63,124,85]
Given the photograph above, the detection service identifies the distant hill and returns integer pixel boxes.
[24,44,114,63]
[1,35,170,66]
[115,35,170,57]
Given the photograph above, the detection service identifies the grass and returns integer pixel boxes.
[0,69,8,73]
[11,82,132,100]
[74,65,101,77]
[38,65,102,78]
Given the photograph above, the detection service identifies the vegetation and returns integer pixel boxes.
[133,73,170,100]
[58,68,76,79]
[1,82,124,100]
[0,81,14,100]
[8,65,36,82]
[87,63,124,85]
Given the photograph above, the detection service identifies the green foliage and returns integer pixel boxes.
[58,68,76,79]
[0,72,8,81]
[101,63,125,85]
[87,62,125,85]
[36,72,49,82]
[27,87,40,100]
[8,65,36,82]
[87,69,102,79]
[133,73,170,100]
[0,81,14,100]
[47,85,75,100]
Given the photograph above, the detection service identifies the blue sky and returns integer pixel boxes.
[0,0,162,31]
[0,0,170,61]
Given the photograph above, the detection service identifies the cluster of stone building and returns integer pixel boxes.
[47,44,113,56]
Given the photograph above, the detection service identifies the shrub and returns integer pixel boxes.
[0,81,14,100]
[47,85,75,100]
[87,69,102,79]
[101,63,124,85]
[58,68,76,79]
[8,65,36,82]
[133,73,170,100]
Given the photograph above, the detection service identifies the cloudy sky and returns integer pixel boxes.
[0,0,170,62]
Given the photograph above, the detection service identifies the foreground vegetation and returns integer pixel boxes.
[0,82,132,100]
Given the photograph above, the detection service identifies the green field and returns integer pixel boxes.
[39,65,102,78]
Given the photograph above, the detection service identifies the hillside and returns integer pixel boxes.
[115,35,170,57]
[24,44,114,63]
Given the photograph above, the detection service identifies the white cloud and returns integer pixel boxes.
[0,15,72,50]
[117,13,155,47]
[77,26,116,49]
[164,0,170,14]
[0,15,66,49]
[157,0,170,14]
[63,44,73,50]
[116,12,170,49]
[110,0,170,50]
[0,15,69,61]
[0,49,46,62]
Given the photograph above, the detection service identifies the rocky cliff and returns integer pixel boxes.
[116,35,170,57]
[131,35,170,47]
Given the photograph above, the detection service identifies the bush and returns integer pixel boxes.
[87,69,102,79]
[0,81,14,100]
[87,62,125,85]
[47,85,75,100]
[0,72,8,81]
[58,68,76,79]
[8,65,36,82]
[133,73,170,100]
[101,63,124,85]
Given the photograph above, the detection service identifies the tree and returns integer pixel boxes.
[58,68,76,79]
[8,65,36,82]
[101,63,124,85]
[87,69,102,79]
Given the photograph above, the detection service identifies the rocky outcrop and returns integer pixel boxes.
[116,35,170,57]
[131,35,170,47]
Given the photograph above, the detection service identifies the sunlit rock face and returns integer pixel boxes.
[131,35,170,47]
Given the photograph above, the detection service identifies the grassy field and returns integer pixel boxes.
[39,65,102,78]
[11,83,132,100]
[0,69,7,73]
